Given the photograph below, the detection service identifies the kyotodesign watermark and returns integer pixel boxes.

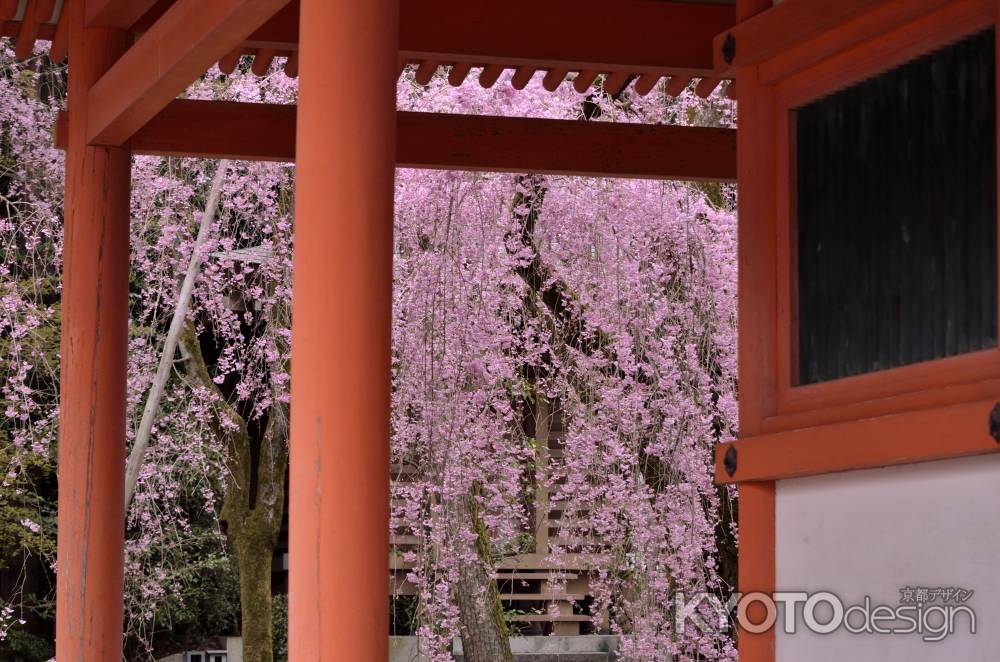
[675,587,976,642]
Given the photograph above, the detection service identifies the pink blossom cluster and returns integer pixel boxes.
[1,42,738,660]
[392,70,737,661]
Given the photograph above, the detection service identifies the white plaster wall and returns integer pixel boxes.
[775,453,1000,662]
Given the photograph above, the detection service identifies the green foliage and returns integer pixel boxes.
[272,593,288,662]
[1,626,54,662]
[495,531,536,558]
[0,279,60,654]
[164,551,241,641]
[0,441,56,563]
[390,595,419,637]
[123,501,241,658]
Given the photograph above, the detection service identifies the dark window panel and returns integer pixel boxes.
[796,29,997,385]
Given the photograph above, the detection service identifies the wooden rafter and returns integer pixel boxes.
[86,0,291,146]
[712,0,955,77]
[57,100,737,181]
[0,21,54,41]
[85,0,161,29]
[4,0,734,100]
[402,0,733,76]
[14,0,53,59]
[131,0,734,75]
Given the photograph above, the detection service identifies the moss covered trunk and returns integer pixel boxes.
[231,519,280,662]
[451,488,514,662]
[221,406,287,662]
[179,325,288,662]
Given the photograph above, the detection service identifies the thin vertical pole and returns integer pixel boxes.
[734,2,778,662]
[289,0,398,660]
[55,3,131,661]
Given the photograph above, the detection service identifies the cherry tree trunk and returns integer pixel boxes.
[179,325,288,662]
[230,511,282,662]
[452,491,514,662]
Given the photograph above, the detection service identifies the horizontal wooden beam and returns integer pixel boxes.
[397,111,736,181]
[56,99,736,181]
[242,0,297,50]
[133,0,734,75]
[85,0,160,29]
[0,19,54,40]
[713,0,954,78]
[754,0,991,85]
[86,0,290,146]
[398,0,733,76]
[715,398,1000,484]
[70,100,295,160]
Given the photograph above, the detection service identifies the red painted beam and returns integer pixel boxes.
[133,0,733,75]
[715,399,1000,484]
[14,0,54,59]
[57,101,295,160]
[0,0,18,21]
[85,0,161,29]
[0,21,54,41]
[9,0,733,79]
[399,0,732,75]
[243,0,297,50]
[86,0,290,146]
[56,100,737,181]
[712,0,955,77]
[397,112,736,181]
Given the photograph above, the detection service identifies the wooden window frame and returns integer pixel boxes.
[719,0,1000,485]
[772,0,1000,431]
[721,5,1000,662]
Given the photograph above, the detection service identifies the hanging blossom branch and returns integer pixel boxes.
[392,68,737,662]
[124,159,231,510]
[2,43,738,660]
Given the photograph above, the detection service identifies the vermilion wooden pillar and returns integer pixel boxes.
[288,0,397,660]
[733,1,776,661]
[734,67,777,661]
[56,2,131,661]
